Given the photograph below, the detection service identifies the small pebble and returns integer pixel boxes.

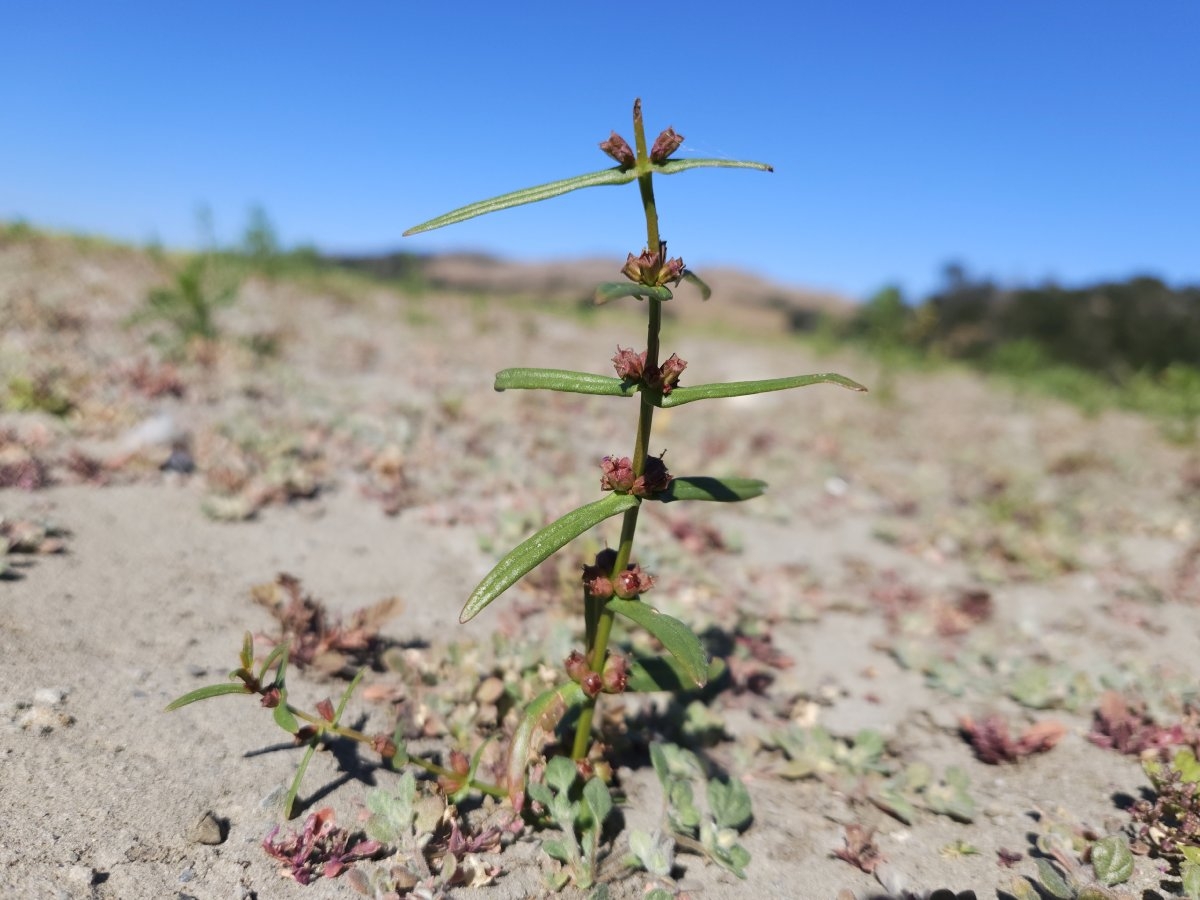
[179,866,194,883]
[187,811,225,846]
[33,687,67,707]
[66,864,97,885]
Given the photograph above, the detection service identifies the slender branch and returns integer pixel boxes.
[289,706,506,798]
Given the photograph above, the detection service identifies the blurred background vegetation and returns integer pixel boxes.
[827,265,1200,442]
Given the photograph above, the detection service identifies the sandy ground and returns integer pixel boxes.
[2,234,1199,899]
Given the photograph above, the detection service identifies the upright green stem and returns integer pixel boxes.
[572,99,663,760]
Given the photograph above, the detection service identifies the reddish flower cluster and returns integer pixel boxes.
[581,549,655,601]
[599,453,674,497]
[262,808,381,885]
[564,649,629,697]
[582,548,618,600]
[599,455,635,493]
[621,241,685,288]
[611,347,687,395]
[650,126,684,163]
[599,131,635,167]
[598,125,682,167]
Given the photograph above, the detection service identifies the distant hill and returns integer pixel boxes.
[327,250,854,333]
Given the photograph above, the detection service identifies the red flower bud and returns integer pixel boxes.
[600,455,636,493]
[614,564,654,599]
[599,131,635,167]
[611,346,647,382]
[581,672,603,698]
[371,734,398,759]
[632,455,673,497]
[582,548,618,599]
[653,353,687,395]
[620,242,686,288]
[260,686,282,708]
[602,654,629,694]
[316,698,335,722]
[565,650,591,683]
[650,127,684,163]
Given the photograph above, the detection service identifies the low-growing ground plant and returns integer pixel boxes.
[168,99,864,888]
[131,251,240,358]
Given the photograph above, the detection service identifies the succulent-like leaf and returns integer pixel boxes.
[652,157,773,177]
[506,681,587,806]
[461,492,639,622]
[164,681,253,710]
[606,598,708,687]
[494,368,636,398]
[404,167,639,235]
[1091,835,1133,886]
[651,476,766,503]
[272,692,300,734]
[593,282,673,304]
[258,642,288,684]
[239,630,254,670]
[404,157,770,237]
[662,372,868,408]
[626,655,724,693]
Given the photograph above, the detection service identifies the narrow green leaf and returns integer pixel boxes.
[506,681,587,806]
[164,681,253,711]
[626,655,725,693]
[652,158,773,176]
[332,668,365,725]
[461,492,639,622]
[652,476,767,503]
[606,599,708,687]
[662,373,868,408]
[257,642,288,684]
[682,270,712,301]
[594,282,673,304]
[494,368,636,398]
[404,167,638,235]
[239,631,254,670]
[284,740,319,819]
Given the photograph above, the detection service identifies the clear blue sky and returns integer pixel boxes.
[3,2,1197,300]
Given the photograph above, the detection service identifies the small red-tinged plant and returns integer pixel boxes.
[960,713,1065,764]
[262,807,382,885]
[1089,691,1200,757]
[833,823,886,874]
